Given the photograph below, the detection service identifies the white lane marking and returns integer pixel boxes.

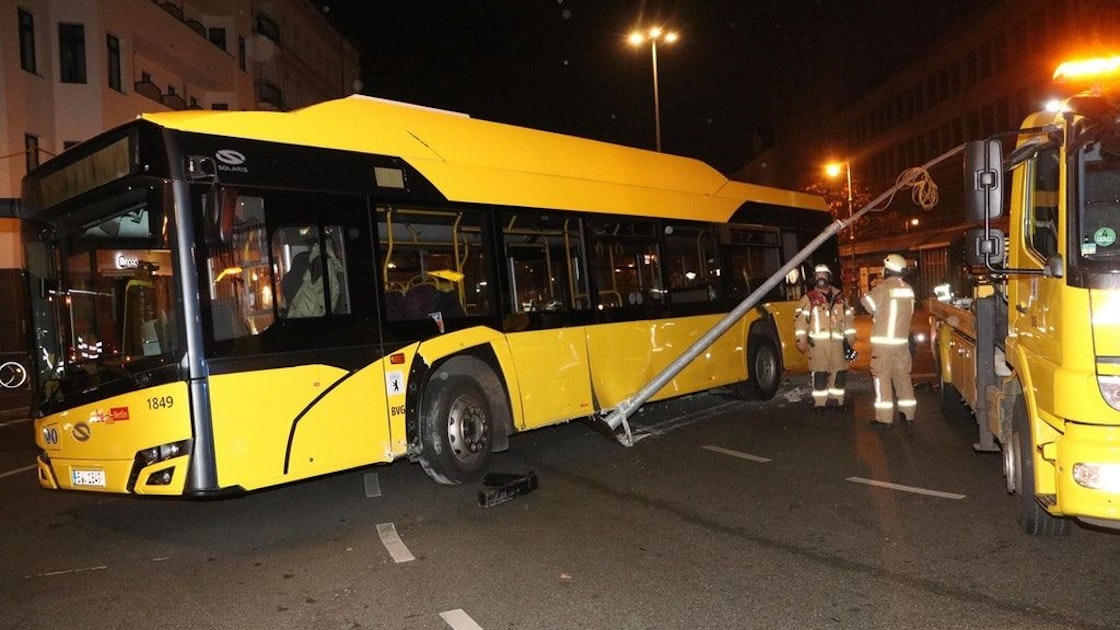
[377,522,415,563]
[0,417,31,428]
[846,476,966,500]
[25,564,108,579]
[702,445,771,463]
[0,464,36,480]
[364,472,382,498]
[440,609,484,630]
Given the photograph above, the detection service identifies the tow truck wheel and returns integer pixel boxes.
[1009,398,1070,536]
[418,361,495,485]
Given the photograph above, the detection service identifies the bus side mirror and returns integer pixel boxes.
[964,140,1003,220]
[965,227,1005,265]
[204,186,237,247]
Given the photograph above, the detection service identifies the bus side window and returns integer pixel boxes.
[206,192,268,339]
[664,223,721,303]
[272,224,350,318]
[377,206,493,322]
[726,227,782,303]
[587,218,663,309]
[501,211,590,312]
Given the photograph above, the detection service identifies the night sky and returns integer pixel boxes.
[322,1,987,176]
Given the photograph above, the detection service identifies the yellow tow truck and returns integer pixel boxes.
[931,55,1120,535]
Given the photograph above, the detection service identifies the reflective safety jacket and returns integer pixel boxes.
[794,286,855,344]
[861,277,915,346]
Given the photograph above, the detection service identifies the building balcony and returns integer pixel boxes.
[256,80,284,111]
[162,92,188,110]
[135,79,162,103]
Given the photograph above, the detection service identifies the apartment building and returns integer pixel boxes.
[1,0,360,206]
[0,0,360,402]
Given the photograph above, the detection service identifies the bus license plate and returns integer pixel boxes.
[72,469,106,487]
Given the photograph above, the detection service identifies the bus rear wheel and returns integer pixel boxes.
[734,334,782,401]
[418,371,494,485]
[1008,398,1070,536]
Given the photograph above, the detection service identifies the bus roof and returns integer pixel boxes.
[141,95,827,222]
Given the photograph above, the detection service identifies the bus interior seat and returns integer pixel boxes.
[383,287,406,321]
[211,297,250,341]
[400,282,465,320]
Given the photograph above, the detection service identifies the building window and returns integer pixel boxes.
[238,36,247,71]
[255,13,280,44]
[19,9,37,73]
[208,27,227,50]
[58,23,87,83]
[106,34,121,91]
[257,79,283,109]
[25,134,40,173]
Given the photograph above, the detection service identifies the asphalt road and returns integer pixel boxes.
[2,361,1118,629]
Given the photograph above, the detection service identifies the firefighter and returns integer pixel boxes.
[794,264,856,412]
[861,253,916,428]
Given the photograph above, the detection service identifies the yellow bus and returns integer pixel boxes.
[22,96,835,496]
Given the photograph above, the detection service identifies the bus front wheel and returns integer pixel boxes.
[418,369,494,485]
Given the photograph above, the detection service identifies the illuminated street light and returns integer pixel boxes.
[828,161,860,298]
[629,26,678,152]
[826,160,856,294]
[828,160,851,238]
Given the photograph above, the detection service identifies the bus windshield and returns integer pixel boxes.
[26,184,179,408]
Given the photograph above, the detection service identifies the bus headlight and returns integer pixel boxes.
[1100,376,1120,411]
[137,439,191,467]
[1072,463,1120,492]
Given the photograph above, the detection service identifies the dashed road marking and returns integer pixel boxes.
[702,445,771,463]
[25,564,108,579]
[0,464,36,480]
[364,472,382,498]
[377,522,415,563]
[440,608,484,630]
[846,476,966,500]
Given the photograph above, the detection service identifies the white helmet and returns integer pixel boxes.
[884,253,907,273]
[813,264,832,278]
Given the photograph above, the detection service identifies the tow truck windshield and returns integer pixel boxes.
[1080,138,1120,263]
